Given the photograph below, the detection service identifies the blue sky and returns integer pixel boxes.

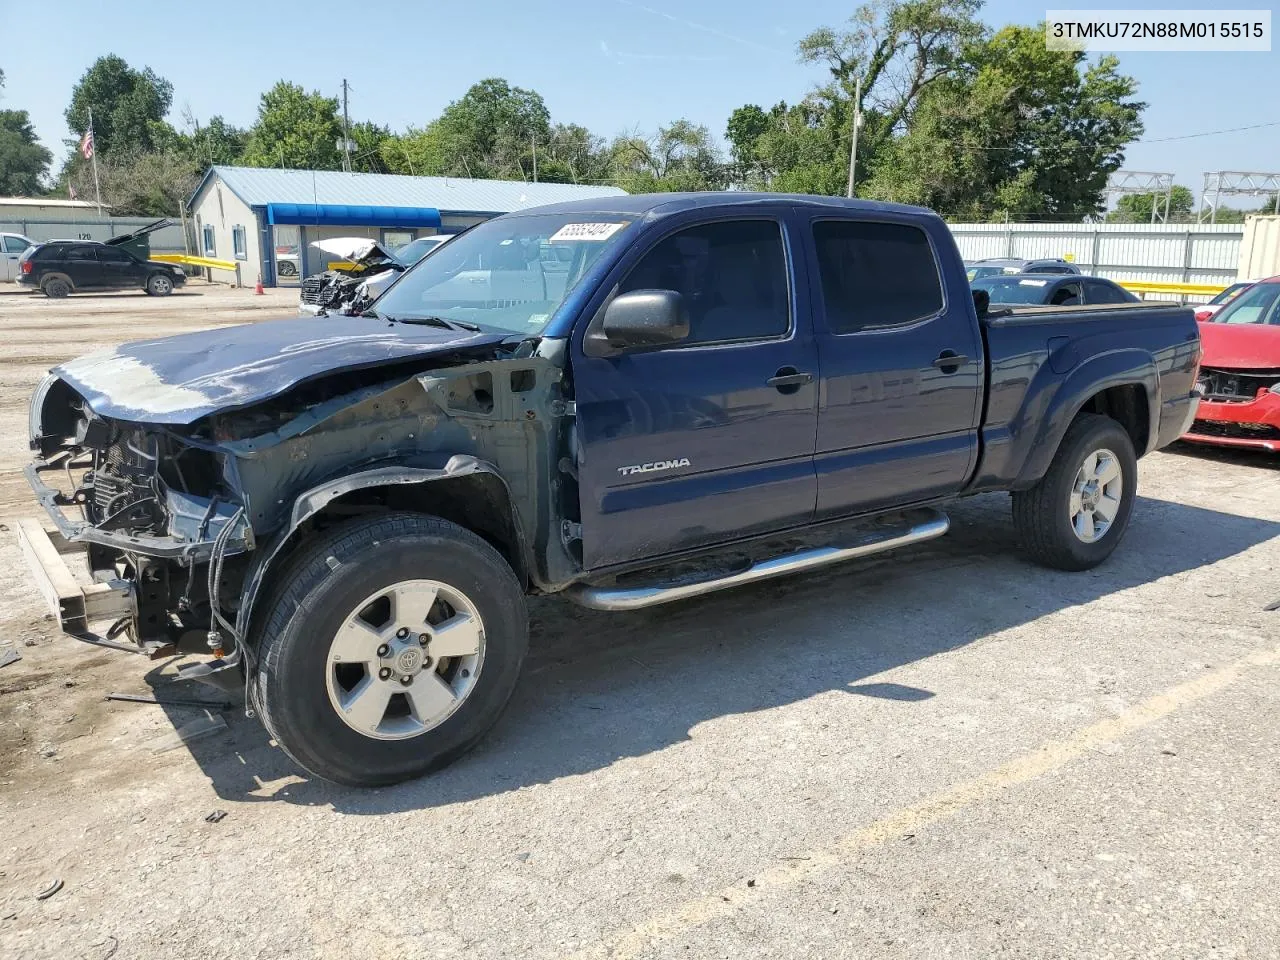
[0,0,1276,205]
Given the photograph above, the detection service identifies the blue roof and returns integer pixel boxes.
[201,165,626,215]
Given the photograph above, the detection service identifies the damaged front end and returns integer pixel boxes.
[20,322,581,690]
[24,373,253,661]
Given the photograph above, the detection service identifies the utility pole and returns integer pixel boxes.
[531,134,538,183]
[846,75,862,199]
[86,106,103,216]
[341,79,352,173]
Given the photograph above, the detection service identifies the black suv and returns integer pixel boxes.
[17,241,186,298]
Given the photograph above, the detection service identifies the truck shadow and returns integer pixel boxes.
[151,491,1280,810]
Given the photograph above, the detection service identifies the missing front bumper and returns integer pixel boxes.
[16,517,135,643]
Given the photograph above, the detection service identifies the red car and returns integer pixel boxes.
[1184,276,1280,452]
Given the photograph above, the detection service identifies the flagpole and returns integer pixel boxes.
[87,107,103,216]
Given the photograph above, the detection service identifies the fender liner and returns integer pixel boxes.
[232,455,527,643]
[1012,349,1159,490]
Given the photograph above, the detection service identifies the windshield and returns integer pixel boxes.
[393,236,447,265]
[1213,282,1280,325]
[1207,281,1252,306]
[374,214,633,336]
[971,276,1054,304]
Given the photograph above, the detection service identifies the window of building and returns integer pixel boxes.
[812,220,943,334]
[233,225,247,260]
[618,219,790,345]
[203,225,216,257]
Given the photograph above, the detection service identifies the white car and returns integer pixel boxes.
[1,232,35,282]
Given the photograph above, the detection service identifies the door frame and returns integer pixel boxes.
[567,204,822,570]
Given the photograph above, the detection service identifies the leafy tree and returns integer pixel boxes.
[726,4,1145,218]
[180,112,249,168]
[64,55,174,157]
[609,120,727,193]
[349,120,391,172]
[1108,184,1194,222]
[241,82,342,170]
[383,78,552,180]
[67,149,198,216]
[0,69,52,193]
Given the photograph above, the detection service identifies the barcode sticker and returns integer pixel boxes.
[548,222,626,243]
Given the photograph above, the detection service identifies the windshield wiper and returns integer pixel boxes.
[377,313,482,333]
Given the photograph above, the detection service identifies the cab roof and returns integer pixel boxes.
[503,192,938,221]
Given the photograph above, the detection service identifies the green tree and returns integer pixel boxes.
[1108,184,1194,222]
[349,120,391,172]
[64,55,174,157]
[67,149,198,216]
[383,78,551,180]
[0,69,52,194]
[609,120,727,193]
[241,82,342,170]
[180,113,249,169]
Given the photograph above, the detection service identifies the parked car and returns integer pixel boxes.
[1183,276,1280,452]
[965,257,1080,280]
[1194,279,1258,321]
[1,232,35,282]
[20,194,1200,786]
[971,274,1140,307]
[299,236,451,316]
[16,229,185,298]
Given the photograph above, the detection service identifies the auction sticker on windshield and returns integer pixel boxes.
[549,222,627,242]
[1019,279,1049,286]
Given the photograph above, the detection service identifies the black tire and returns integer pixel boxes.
[146,273,174,296]
[252,512,528,786]
[277,260,297,277]
[1011,413,1138,571]
[42,277,70,298]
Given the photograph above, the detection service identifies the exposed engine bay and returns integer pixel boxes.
[23,321,579,673]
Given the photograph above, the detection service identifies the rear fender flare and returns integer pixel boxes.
[233,456,527,643]
[1013,349,1159,489]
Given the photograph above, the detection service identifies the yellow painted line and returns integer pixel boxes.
[560,642,1280,960]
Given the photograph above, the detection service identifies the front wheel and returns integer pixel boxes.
[146,273,173,296]
[1012,413,1137,571]
[252,513,528,786]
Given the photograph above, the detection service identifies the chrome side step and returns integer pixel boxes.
[565,509,950,611]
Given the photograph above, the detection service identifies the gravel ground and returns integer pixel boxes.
[0,283,1277,959]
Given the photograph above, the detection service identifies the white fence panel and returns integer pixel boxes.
[948,222,1245,302]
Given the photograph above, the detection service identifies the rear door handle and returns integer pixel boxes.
[767,368,814,390]
[932,351,969,371]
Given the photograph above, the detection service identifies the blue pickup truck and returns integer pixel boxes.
[20,194,1200,785]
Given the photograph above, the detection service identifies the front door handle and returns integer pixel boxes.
[932,351,969,372]
[767,367,814,392]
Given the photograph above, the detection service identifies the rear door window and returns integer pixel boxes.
[618,219,790,345]
[1084,279,1131,304]
[3,236,29,254]
[97,246,134,263]
[64,245,98,261]
[812,220,943,333]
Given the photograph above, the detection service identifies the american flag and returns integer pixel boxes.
[79,129,94,159]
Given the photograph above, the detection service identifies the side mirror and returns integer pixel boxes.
[588,289,690,356]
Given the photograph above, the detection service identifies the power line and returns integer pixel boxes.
[1134,119,1280,144]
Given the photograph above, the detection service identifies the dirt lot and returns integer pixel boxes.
[0,282,1278,959]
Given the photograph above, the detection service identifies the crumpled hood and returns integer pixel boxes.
[310,237,392,264]
[1198,320,1280,370]
[54,314,506,425]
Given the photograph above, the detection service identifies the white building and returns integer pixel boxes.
[187,166,627,287]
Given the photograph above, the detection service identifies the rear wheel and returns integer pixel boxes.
[252,513,528,786]
[146,273,173,296]
[42,277,70,298]
[1012,413,1137,571]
